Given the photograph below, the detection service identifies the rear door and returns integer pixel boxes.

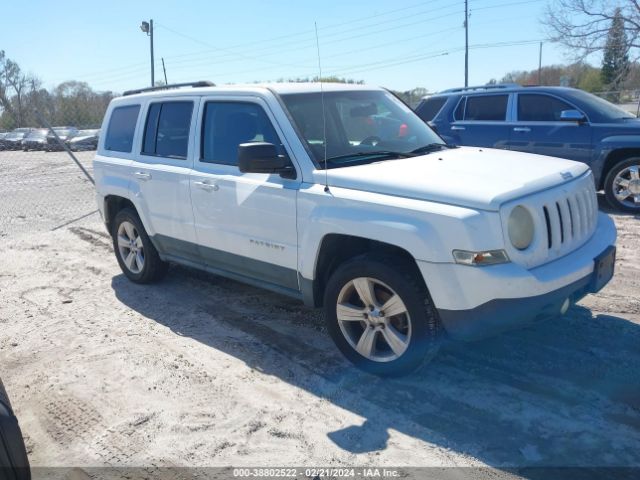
[447,93,511,149]
[189,96,300,292]
[129,97,199,258]
[508,93,593,163]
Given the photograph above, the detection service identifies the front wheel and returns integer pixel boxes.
[323,255,441,377]
[112,208,168,283]
[604,158,640,213]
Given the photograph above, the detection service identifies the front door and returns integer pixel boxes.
[508,93,593,163]
[190,97,300,292]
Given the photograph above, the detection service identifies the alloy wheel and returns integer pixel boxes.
[336,277,411,362]
[613,164,640,208]
[117,221,145,274]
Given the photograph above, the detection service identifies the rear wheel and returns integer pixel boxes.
[323,255,441,377]
[604,158,640,213]
[112,208,168,283]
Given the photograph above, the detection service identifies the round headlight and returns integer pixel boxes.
[508,205,534,250]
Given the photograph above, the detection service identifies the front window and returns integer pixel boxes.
[517,94,576,122]
[280,90,444,168]
[200,101,284,166]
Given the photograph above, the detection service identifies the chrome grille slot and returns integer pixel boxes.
[544,202,563,250]
[567,197,577,238]
[543,206,552,248]
[557,200,571,243]
[576,190,588,237]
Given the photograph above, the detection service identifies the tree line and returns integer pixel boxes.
[0,51,115,130]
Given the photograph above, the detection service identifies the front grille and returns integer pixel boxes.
[541,179,597,255]
[501,171,599,269]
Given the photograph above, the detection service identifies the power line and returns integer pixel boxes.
[67,0,551,88]
[154,3,464,69]
[55,0,446,82]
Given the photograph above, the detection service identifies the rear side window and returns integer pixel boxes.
[142,101,193,159]
[416,97,447,121]
[105,105,140,152]
[201,102,283,166]
[462,95,508,121]
[518,94,575,122]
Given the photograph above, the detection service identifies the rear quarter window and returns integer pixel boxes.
[105,105,140,153]
[416,97,447,121]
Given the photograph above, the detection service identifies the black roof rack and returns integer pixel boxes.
[123,81,215,96]
[440,83,521,93]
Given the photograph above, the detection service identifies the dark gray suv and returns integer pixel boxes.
[415,84,640,212]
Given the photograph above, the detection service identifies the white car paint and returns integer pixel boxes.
[94,83,617,339]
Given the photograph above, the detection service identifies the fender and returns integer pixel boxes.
[296,183,505,281]
[593,134,640,186]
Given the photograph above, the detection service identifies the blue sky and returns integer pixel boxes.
[3,0,576,93]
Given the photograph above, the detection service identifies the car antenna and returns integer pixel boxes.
[315,21,330,193]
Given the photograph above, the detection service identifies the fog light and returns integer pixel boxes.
[560,298,570,315]
[452,249,509,266]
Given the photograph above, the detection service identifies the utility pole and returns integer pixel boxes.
[464,0,469,87]
[162,58,168,84]
[140,19,155,87]
[538,42,543,85]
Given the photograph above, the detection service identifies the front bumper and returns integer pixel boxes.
[418,212,617,340]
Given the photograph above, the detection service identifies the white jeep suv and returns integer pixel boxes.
[94,81,617,376]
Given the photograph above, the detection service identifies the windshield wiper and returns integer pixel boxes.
[410,143,451,155]
[324,150,416,165]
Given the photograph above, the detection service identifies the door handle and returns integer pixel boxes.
[451,126,466,131]
[513,127,531,133]
[194,180,219,191]
[134,171,152,181]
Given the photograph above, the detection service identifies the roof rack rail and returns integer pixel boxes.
[123,80,215,96]
[440,83,521,93]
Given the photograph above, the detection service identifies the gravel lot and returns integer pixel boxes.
[1,150,639,476]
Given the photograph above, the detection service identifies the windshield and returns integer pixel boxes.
[78,129,98,136]
[281,90,444,168]
[25,129,48,139]
[52,129,74,137]
[570,89,636,120]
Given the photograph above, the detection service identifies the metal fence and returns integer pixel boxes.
[0,110,99,238]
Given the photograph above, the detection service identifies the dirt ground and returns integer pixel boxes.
[1,150,639,477]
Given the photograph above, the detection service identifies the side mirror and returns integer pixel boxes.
[238,142,294,178]
[560,109,586,123]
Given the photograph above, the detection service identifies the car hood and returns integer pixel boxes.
[318,147,589,211]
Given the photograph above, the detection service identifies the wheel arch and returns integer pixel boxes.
[600,148,640,189]
[305,233,426,308]
[104,195,137,234]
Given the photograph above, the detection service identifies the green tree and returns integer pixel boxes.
[578,68,605,93]
[601,8,630,101]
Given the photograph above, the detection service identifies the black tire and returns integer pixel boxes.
[111,207,168,284]
[604,157,640,213]
[323,254,441,377]
[0,379,31,479]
